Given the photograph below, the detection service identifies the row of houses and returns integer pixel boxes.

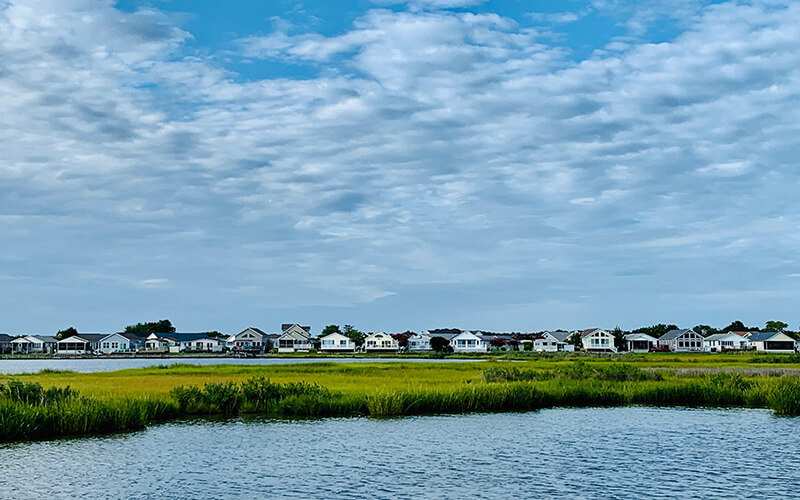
[0,324,320,356]
[2,325,799,356]
[623,329,798,354]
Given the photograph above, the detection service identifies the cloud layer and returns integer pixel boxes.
[1,0,799,333]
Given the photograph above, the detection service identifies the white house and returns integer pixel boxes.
[624,333,657,353]
[658,329,704,352]
[319,332,356,353]
[227,327,269,353]
[11,335,57,354]
[363,332,398,353]
[533,331,573,352]
[95,333,145,354]
[450,331,488,353]
[408,332,432,352]
[56,334,106,355]
[145,333,225,353]
[277,324,313,353]
[747,331,796,353]
[579,329,617,353]
[703,333,750,352]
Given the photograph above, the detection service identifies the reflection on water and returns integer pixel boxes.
[1,407,797,499]
[0,356,477,374]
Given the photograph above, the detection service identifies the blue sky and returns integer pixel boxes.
[1,0,799,335]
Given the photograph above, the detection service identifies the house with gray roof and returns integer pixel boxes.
[227,327,270,353]
[144,333,225,353]
[532,331,574,352]
[702,333,750,352]
[624,333,657,353]
[277,324,313,353]
[56,334,107,355]
[747,331,795,353]
[657,329,704,352]
[12,335,57,354]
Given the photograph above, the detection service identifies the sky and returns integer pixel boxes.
[1,0,799,335]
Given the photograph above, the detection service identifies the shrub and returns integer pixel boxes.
[170,385,204,413]
[203,382,242,416]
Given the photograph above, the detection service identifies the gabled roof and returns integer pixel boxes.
[659,329,695,341]
[579,328,606,338]
[240,327,267,336]
[624,333,657,342]
[29,335,58,343]
[703,333,744,342]
[319,332,350,341]
[426,332,458,341]
[452,331,484,340]
[550,331,572,342]
[747,331,794,342]
[0,333,14,342]
[282,324,311,334]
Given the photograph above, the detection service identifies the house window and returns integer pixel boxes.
[339,340,347,346]
[103,342,109,348]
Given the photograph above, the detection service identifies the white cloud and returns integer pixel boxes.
[2,0,800,331]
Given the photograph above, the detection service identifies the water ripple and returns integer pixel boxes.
[0,407,797,499]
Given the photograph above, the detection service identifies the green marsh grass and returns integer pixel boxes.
[3,357,800,442]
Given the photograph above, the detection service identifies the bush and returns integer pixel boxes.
[0,380,78,406]
[204,382,242,416]
[170,377,331,416]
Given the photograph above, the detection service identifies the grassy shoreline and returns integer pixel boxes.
[2,355,800,443]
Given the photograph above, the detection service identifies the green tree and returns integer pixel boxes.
[342,324,366,347]
[391,331,413,350]
[721,320,756,333]
[125,319,176,334]
[568,332,582,350]
[632,324,678,338]
[321,325,341,336]
[693,325,719,336]
[56,327,78,340]
[429,336,452,353]
[612,326,626,351]
[764,320,789,332]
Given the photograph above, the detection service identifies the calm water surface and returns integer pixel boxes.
[0,356,477,374]
[1,407,797,499]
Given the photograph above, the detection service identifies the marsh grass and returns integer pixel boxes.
[0,380,177,442]
[768,378,800,416]
[3,359,800,442]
